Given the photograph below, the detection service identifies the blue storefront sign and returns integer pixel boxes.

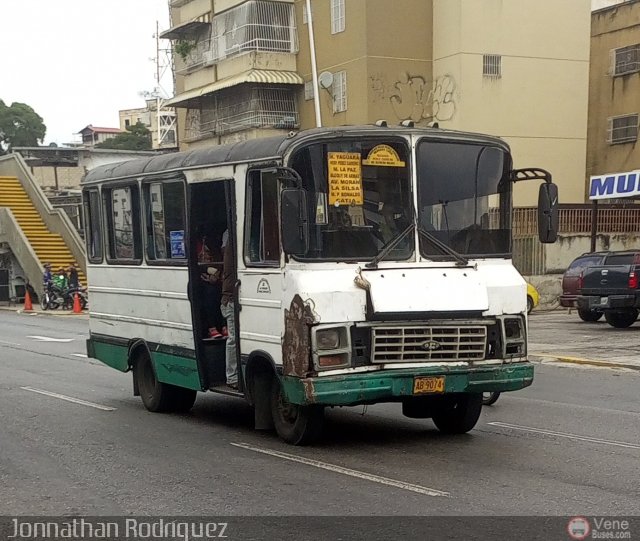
[589,170,640,200]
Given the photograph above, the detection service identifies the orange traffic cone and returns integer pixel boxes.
[72,292,82,314]
[23,289,33,311]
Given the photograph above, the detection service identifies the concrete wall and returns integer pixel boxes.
[433,0,591,206]
[30,166,84,190]
[545,232,640,273]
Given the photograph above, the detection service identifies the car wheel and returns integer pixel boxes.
[527,296,534,314]
[482,391,501,406]
[578,309,603,322]
[604,309,638,329]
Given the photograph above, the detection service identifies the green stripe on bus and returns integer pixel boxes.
[151,350,201,391]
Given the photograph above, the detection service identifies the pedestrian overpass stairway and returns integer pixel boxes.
[0,176,87,285]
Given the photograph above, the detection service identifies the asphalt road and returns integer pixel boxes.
[1,311,639,520]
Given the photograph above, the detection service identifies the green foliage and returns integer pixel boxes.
[175,40,196,61]
[95,122,152,151]
[0,100,47,153]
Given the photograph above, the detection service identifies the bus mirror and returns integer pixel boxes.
[538,182,559,243]
[281,188,309,255]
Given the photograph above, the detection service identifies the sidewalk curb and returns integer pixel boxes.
[530,353,640,372]
[0,306,88,319]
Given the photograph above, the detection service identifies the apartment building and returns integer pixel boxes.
[119,99,178,150]
[162,0,590,206]
[588,0,640,193]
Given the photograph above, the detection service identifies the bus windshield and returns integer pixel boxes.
[416,140,512,257]
[290,139,413,261]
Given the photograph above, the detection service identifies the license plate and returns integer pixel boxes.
[413,376,445,395]
[600,297,609,306]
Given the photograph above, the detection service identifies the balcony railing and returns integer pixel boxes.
[185,86,298,139]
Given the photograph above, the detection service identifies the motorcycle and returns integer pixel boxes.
[41,283,88,311]
[482,391,501,406]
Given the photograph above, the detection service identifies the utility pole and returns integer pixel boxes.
[306,0,322,128]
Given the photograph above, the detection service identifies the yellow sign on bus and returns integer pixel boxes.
[328,152,363,206]
[362,144,405,167]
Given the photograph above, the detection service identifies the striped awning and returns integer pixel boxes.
[159,13,211,40]
[165,70,304,107]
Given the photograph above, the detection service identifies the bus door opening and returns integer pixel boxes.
[188,180,233,388]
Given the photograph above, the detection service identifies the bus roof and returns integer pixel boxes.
[82,125,508,184]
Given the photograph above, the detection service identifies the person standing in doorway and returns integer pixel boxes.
[220,230,238,389]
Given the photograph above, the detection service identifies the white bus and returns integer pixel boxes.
[82,125,558,445]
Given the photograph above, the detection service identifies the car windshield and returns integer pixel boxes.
[290,139,413,261]
[416,140,511,257]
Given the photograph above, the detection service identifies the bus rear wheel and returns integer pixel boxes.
[432,393,483,434]
[134,350,196,413]
[270,378,324,445]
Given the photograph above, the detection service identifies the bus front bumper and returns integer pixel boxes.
[282,362,533,406]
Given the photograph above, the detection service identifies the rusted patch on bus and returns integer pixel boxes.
[283,294,315,377]
[302,379,316,403]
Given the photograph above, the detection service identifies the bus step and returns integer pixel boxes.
[209,384,244,398]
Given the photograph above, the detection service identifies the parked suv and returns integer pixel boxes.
[560,251,607,321]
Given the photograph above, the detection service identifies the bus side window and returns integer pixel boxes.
[245,170,281,266]
[83,189,103,263]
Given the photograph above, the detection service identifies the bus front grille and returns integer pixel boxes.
[371,325,487,363]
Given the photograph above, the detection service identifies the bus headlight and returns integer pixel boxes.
[316,328,341,350]
[312,325,352,370]
[501,316,526,358]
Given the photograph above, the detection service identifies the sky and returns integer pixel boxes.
[0,0,171,145]
[0,0,625,146]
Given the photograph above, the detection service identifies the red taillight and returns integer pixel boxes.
[577,272,584,290]
[629,271,638,289]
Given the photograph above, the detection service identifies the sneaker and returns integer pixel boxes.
[208,328,223,339]
[222,326,229,337]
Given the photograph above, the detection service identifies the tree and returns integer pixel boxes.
[0,100,47,153]
[95,122,152,151]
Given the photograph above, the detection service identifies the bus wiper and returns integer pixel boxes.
[365,222,415,269]
[417,226,469,266]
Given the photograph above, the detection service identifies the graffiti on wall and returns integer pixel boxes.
[370,72,457,123]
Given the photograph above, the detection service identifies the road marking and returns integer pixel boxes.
[488,422,640,450]
[0,339,21,346]
[20,387,116,411]
[231,442,450,497]
[71,353,88,358]
[27,335,75,343]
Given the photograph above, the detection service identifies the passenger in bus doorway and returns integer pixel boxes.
[220,230,238,389]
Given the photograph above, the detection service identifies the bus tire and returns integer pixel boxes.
[134,349,196,413]
[432,393,483,434]
[270,377,324,445]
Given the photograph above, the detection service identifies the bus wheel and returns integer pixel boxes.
[432,393,483,434]
[134,350,196,413]
[270,378,324,445]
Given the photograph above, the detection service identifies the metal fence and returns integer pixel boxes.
[511,205,640,236]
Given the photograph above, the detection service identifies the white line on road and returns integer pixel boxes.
[231,442,450,497]
[27,335,74,343]
[20,387,116,411]
[0,339,21,346]
[487,422,640,450]
[71,353,88,358]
